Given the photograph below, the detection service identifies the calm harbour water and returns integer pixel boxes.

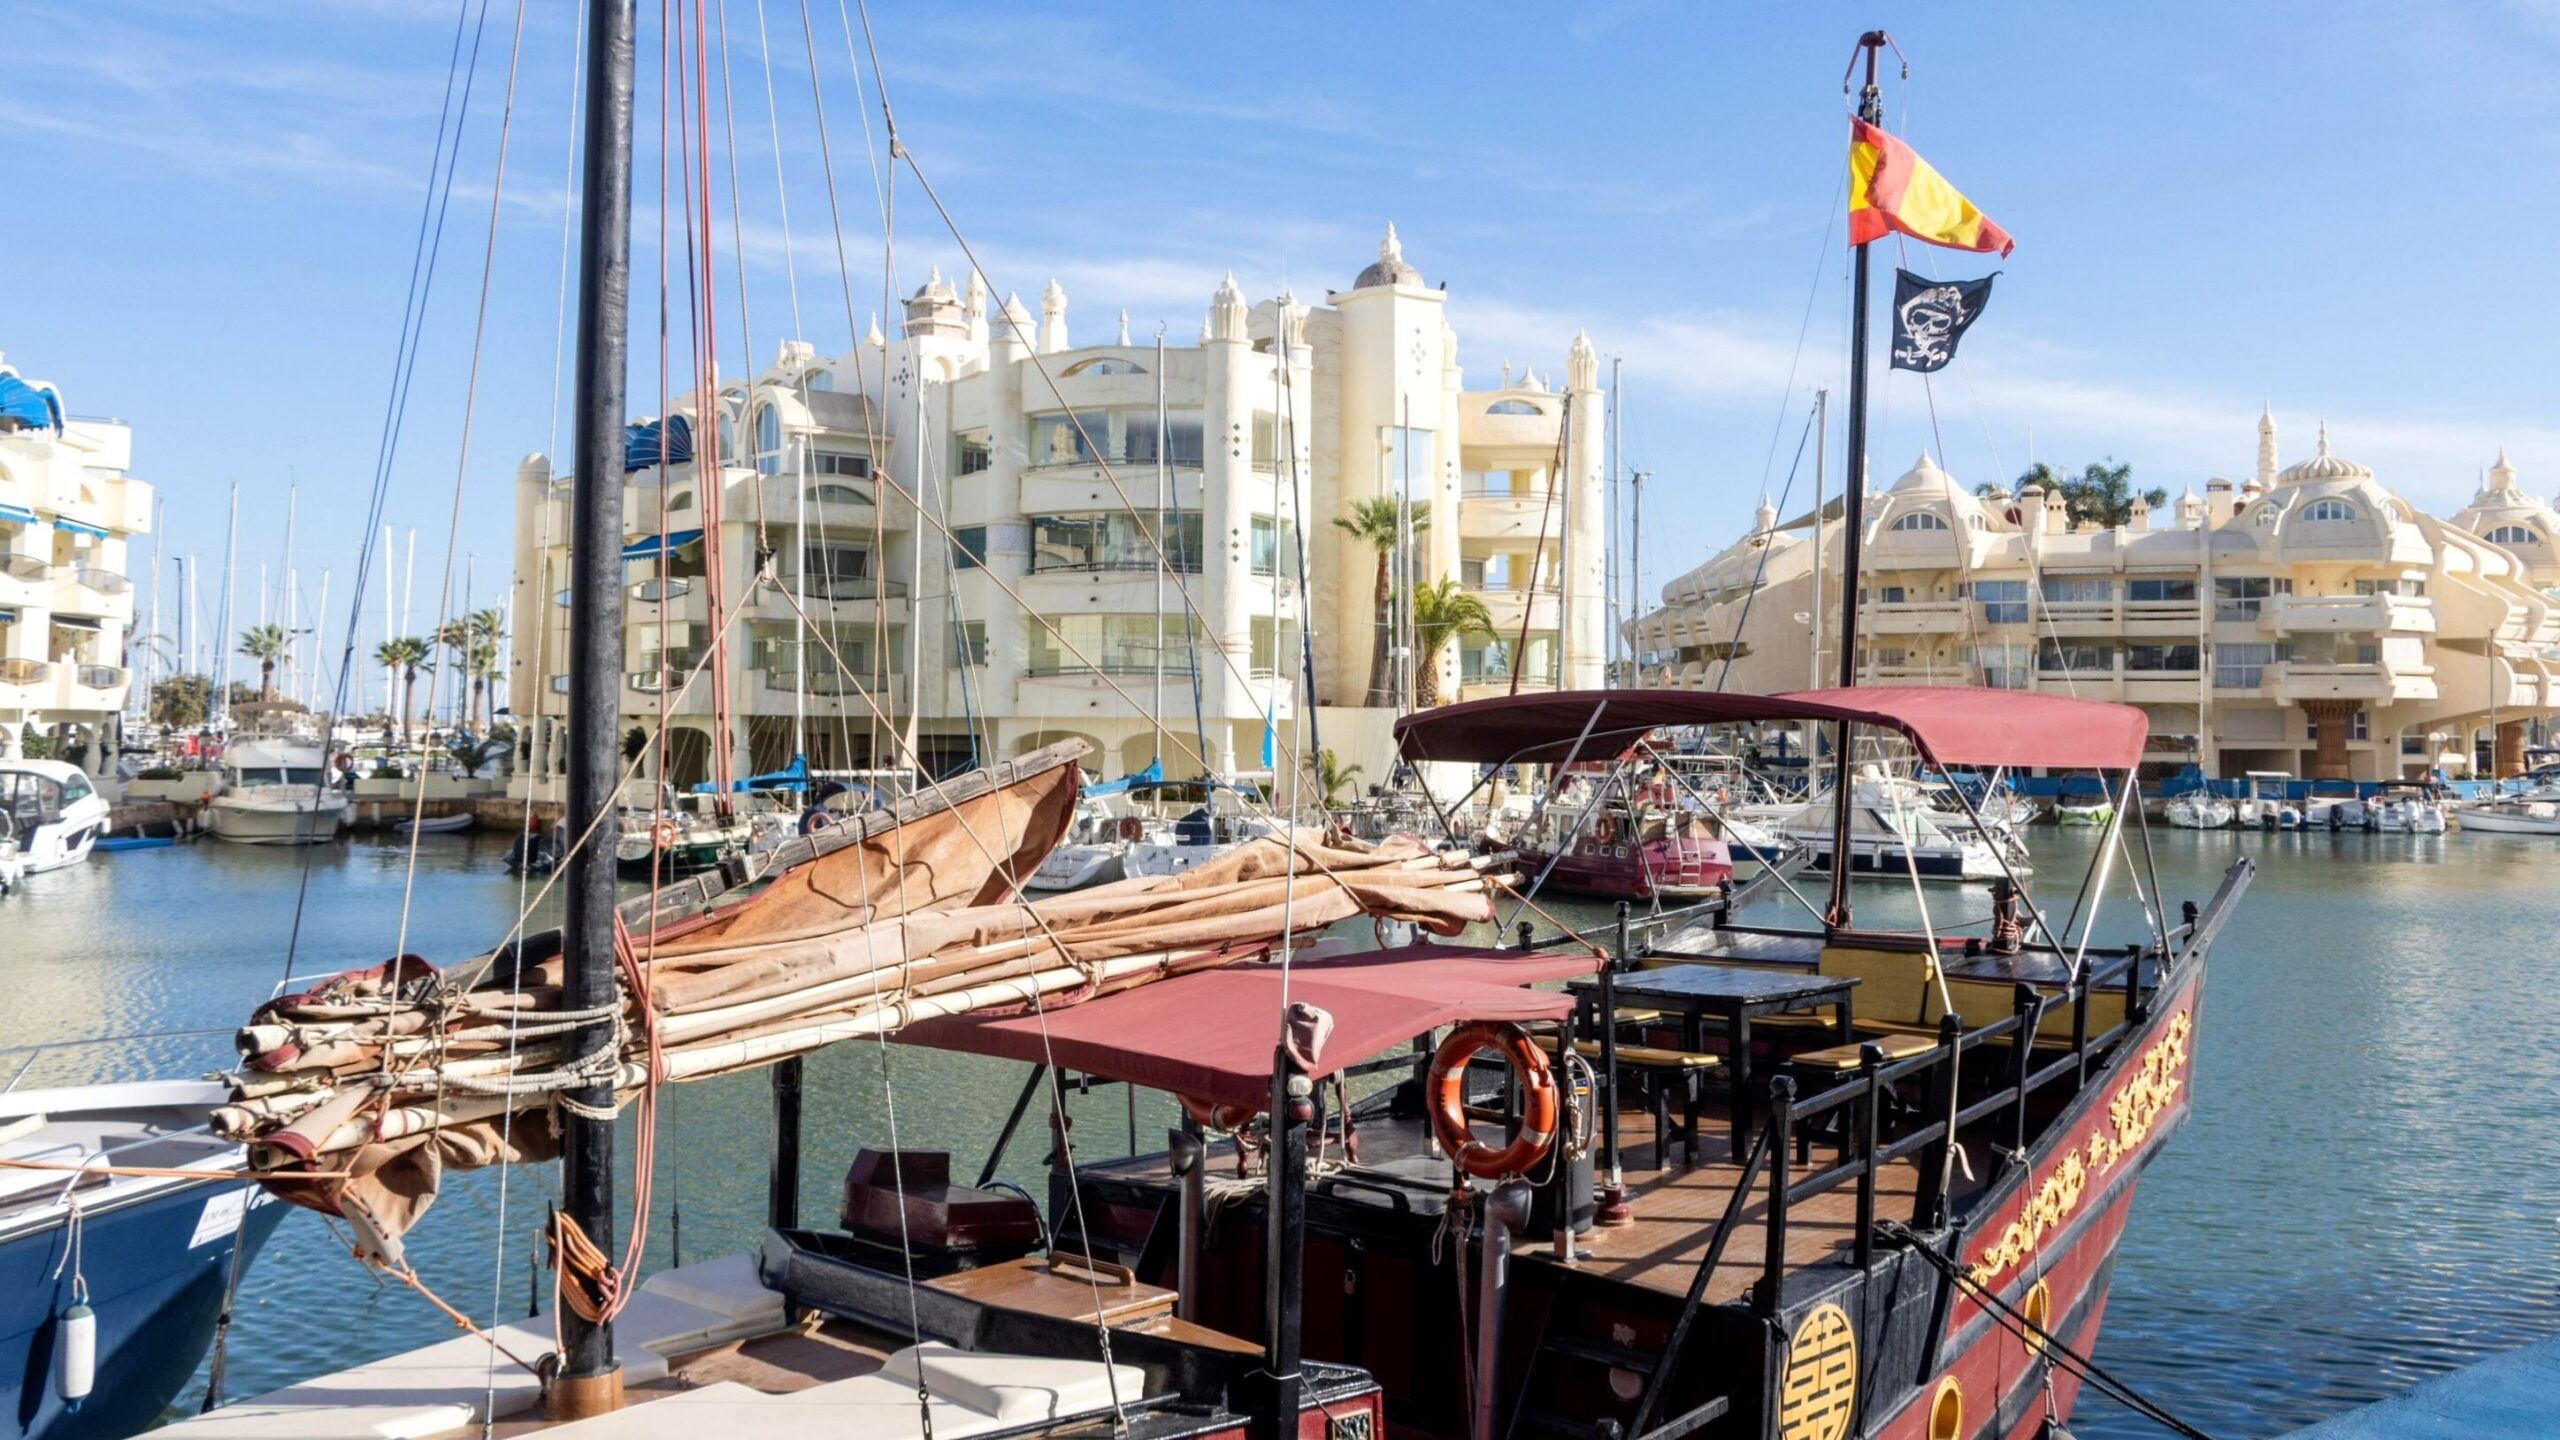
[3,824,2555,1437]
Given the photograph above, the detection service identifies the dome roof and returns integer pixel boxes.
[2276,425,2372,484]
[1890,452,1956,493]
[1352,222,1423,290]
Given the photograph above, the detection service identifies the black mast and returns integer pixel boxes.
[555,0,636,1418]
[1825,31,1889,932]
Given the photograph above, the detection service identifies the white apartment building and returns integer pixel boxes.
[509,227,1605,791]
[0,354,150,777]
[1627,410,2560,781]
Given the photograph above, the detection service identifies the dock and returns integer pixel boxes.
[2285,1338,2560,1437]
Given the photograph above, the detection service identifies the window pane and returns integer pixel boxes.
[951,525,988,570]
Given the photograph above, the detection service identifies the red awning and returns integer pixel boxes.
[1393,686,2147,772]
[895,945,1593,1111]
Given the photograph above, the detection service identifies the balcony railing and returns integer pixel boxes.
[0,658,47,684]
[1028,558,1204,577]
[626,655,698,693]
[1024,660,1160,679]
[762,665,877,695]
[71,567,131,596]
[75,664,124,688]
[0,555,47,583]
[778,574,910,601]
[630,577,693,603]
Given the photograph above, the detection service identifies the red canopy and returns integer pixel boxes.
[895,945,1594,1111]
[1393,686,2147,772]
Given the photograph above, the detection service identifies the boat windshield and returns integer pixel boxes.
[236,766,326,788]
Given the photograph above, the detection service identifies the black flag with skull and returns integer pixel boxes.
[1890,269,1996,373]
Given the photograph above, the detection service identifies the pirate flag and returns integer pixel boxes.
[1890,269,1996,373]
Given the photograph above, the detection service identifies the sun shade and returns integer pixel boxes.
[1394,686,2148,772]
[896,945,1593,1111]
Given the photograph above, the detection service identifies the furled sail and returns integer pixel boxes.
[214,744,1511,1253]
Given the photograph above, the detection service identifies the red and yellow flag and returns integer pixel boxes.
[1848,118,2014,257]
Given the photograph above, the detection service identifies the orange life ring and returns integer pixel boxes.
[1116,815,1146,843]
[651,820,680,850]
[1427,1021,1558,1181]
[1178,1093,1258,1132]
[1594,815,1620,845]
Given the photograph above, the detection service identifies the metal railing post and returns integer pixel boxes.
[1759,1076,1796,1312]
[2009,984,2042,1155]
[1913,1013,1963,1228]
[1853,1044,1882,1272]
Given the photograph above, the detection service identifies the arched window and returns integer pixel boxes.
[803,482,869,507]
[2486,524,2539,546]
[754,405,783,476]
[802,369,835,393]
[2253,503,2282,528]
[2303,498,2358,522]
[667,490,694,511]
[1966,514,1988,531]
[1059,357,1146,377]
[1890,510,1950,531]
[1485,399,1544,416]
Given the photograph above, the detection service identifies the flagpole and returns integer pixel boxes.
[1826,30,1890,932]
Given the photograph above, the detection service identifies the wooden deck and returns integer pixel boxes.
[1552,1108,1921,1305]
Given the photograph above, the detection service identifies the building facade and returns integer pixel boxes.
[509,227,1605,791]
[0,354,150,778]
[1627,411,2560,780]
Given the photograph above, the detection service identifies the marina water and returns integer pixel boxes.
[5,828,2555,1437]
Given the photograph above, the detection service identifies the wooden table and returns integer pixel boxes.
[1571,963,1857,1158]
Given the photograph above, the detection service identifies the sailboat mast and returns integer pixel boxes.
[1153,329,1167,769]
[556,0,636,1414]
[1826,32,1888,930]
[215,482,238,727]
[1608,357,1620,683]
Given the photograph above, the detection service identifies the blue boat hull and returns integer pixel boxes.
[0,1181,290,1440]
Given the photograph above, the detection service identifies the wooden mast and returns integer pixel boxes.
[553,0,636,1417]
[1825,31,1890,933]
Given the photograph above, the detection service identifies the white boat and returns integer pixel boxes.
[2164,793,2234,829]
[1729,783,2021,882]
[2234,771,2304,829]
[2301,781,2367,830]
[392,812,475,835]
[204,736,352,845]
[1024,803,1129,892]
[2367,784,2448,833]
[0,815,22,894]
[1122,783,1285,879]
[0,758,112,871]
[2451,797,2560,835]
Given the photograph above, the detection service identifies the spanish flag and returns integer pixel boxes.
[1848,118,2014,257]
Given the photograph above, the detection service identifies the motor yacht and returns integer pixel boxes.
[0,759,110,872]
[203,735,351,845]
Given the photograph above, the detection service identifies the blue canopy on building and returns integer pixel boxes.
[0,503,39,526]
[623,413,693,472]
[620,529,704,563]
[0,369,63,433]
[53,517,108,540]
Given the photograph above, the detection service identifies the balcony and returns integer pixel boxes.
[0,658,47,686]
[1458,492,1555,543]
[75,664,125,689]
[0,554,48,585]
[2119,600,2203,633]
[1473,585,1561,633]
[2033,600,2120,629]
[1864,601,1969,635]
[2264,594,2433,635]
[70,567,131,597]
[2271,661,2413,703]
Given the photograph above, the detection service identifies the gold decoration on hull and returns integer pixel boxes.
[1778,1302,1858,1440]
[1967,1011,2191,1284]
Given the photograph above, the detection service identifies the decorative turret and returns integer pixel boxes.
[2176,485,2207,528]
[1352,221,1423,290]
[1038,279,1069,354]
[2275,423,2374,484]
[864,313,884,348]
[2256,403,2278,486]
[901,266,964,338]
[963,269,988,344]
[1117,309,1130,346]
[1754,493,1778,534]
[1566,330,1598,393]
[1207,272,1249,343]
[991,292,1034,356]
[2485,447,2519,495]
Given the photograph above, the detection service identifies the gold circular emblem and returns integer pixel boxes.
[1778,1302,1857,1440]
[2021,1278,2053,1357]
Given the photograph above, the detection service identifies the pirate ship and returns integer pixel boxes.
[142,23,2246,1440]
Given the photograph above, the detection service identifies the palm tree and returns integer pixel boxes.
[1314,747,1363,809]
[1331,497,1431,707]
[2014,459,2166,530]
[1407,576,1496,709]
[237,623,291,702]
[375,636,430,741]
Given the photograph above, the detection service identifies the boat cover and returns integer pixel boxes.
[1395,686,2148,772]
[898,945,1590,1110]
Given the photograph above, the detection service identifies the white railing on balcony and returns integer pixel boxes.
[2121,600,2201,626]
[0,658,47,684]
[0,555,48,583]
[75,664,124,688]
[72,567,131,596]
[630,577,693,603]
[2034,600,2119,626]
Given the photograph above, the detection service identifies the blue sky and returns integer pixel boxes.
[6,0,2557,683]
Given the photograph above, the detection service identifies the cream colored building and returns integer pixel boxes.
[1626,410,2560,780]
[0,354,151,776]
[509,227,1604,791]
